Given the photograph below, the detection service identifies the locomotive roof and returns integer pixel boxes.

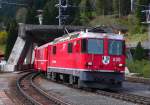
[36,43,50,49]
[36,31,124,48]
[52,31,124,44]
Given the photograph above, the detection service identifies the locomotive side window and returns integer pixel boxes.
[68,43,73,53]
[109,40,123,55]
[53,46,56,55]
[87,39,103,54]
[81,39,87,53]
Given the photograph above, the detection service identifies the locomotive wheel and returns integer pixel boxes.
[63,74,69,83]
[77,78,82,89]
[69,75,74,85]
[56,73,61,81]
[51,72,56,81]
[47,72,51,80]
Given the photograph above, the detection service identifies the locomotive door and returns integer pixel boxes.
[34,48,38,70]
[47,45,51,69]
[75,40,81,68]
[45,47,48,71]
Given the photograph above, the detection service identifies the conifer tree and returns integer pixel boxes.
[113,0,119,16]
[71,0,82,25]
[26,7,37,24]
[43,0,58,25]
[133,42,145,60]
[5,20,18,60]
[113,0,130,17]
[77,0,93,25]
[95,0,105,15]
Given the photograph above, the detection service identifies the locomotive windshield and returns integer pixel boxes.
[109,40,123,55]
[88,39,104,54]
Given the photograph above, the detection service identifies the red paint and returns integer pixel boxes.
[34,32,126,73]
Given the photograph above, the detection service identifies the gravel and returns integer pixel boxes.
[122,81,150,98]
[36,78,136,105]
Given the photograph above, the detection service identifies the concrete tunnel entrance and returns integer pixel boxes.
[4,23,88,72]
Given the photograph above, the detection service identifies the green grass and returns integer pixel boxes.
[126,33,148,43]
[0,44,6,54]
[127,60,150,78]
[90,16,149,43]
[90,16,121,26]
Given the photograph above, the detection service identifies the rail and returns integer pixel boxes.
[16,72,42,105]
[126,76,150,84]
[31,73,72,105]
[17,71,72,105]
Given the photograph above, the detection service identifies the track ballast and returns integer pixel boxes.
[17,72,72,105]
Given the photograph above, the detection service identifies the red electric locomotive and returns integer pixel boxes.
[34,30,126,89]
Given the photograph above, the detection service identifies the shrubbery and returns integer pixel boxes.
[0,31,8,44]
[127,60,150,78]
[127,41,150,78]
[133,42,145,60]
[142,63,150,78]
[5,20,18,60]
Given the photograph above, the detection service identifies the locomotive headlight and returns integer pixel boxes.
[103,34,107,37]
[118,64,123,67]
[87,62,93,66]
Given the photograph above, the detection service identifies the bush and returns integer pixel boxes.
[0,31,8,44]
[5,20,18,60]
[142,64,150,78]
[133,42,145,61]
[127,60,150,78]
[127,60,142,76]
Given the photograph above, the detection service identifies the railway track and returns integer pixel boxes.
[126,76,150,84]
[70,85,150,105]
[95,89,150,105]
[38,74,150,105]
[81,82,150,105]
[17,72,150,105]
[17,72,71,105]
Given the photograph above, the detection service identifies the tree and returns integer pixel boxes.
[120,0,130,16]
[75,0,94,25]
[16,7,28,23]
[0,31,8,45]
[84,0,93,18]
[25,0,47,9]
[26,7,38,24]
[133,42,145,60]
[62,0,81,25]
[70,0,82,25]
[5,20,18,60]
[95,0,105,15]
[43,0,58,25]
[113,0,130,17]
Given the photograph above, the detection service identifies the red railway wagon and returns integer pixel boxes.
[34,43,50,72]
[34,31,126,89]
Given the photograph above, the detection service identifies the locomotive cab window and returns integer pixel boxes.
[109,40,123,55]
[87,39,104,54]
[53,46,56,55]
[68,43,73,53]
